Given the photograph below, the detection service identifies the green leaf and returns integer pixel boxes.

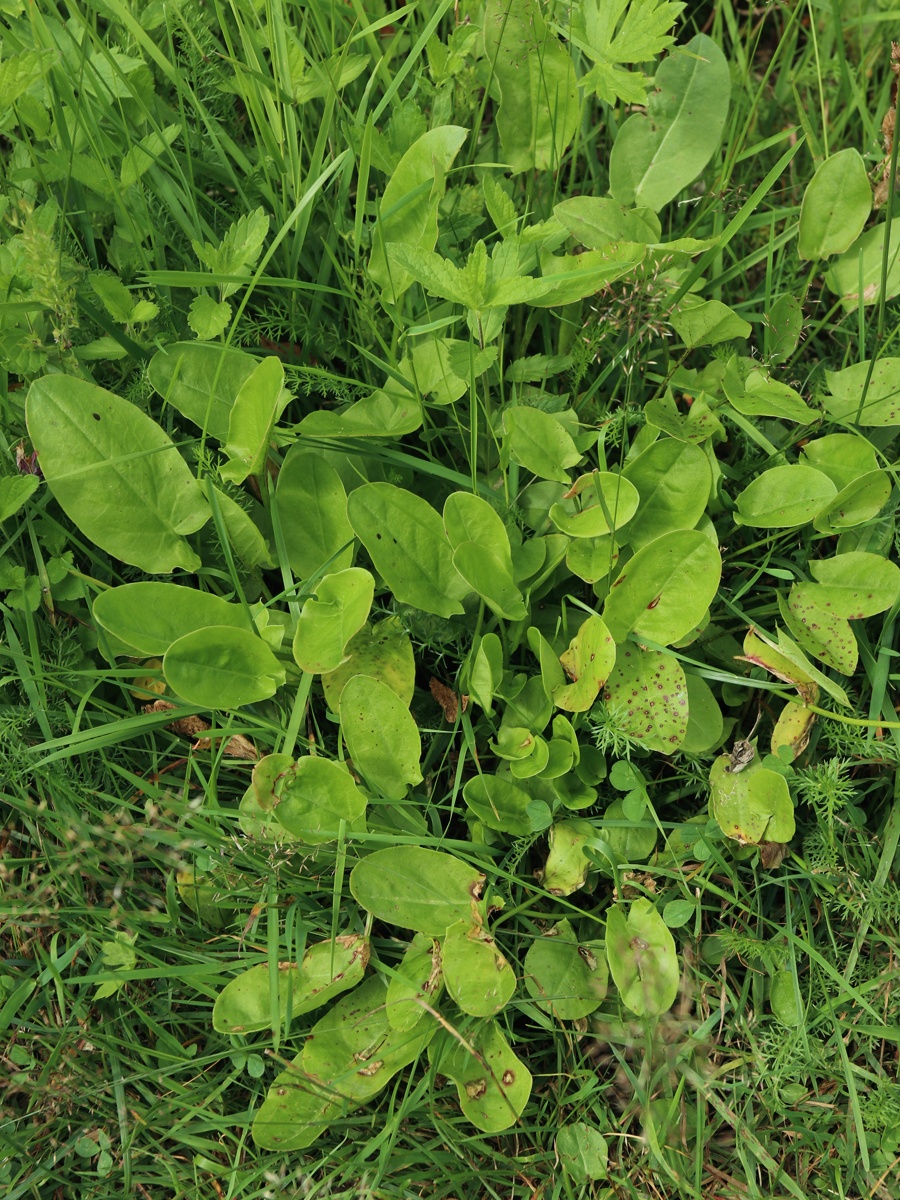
[212,935,368,1033]
[825,220,900,311]
[605,898,678,1016]
[532,243,646,307]
[368,126,468,302]
[608,34,730,211]
[0,47,57,109]
[597,795,656,862]
[812,471,892,534]
[274,757,368,843]
[347,483,467,618]
[120,123,181,188]
[220,356,288,484]
[251,1062,343,1151]
[147,341,258,442]
[800,434,878,490]
[192,207,269,298]
[765,293,804,364]
[556,1122,609,1183]
[428,1020,532,1132]
[483,0,579,174]
[292,568,374,673]
[0,475,39,523]
[199,481,274,569]
[523,919,607,1020]
[600,644,688,753]
[680,674,724,754]
[187,294,231,340]
[549,470,639,538]
[275,448,354,580]
[25,375,210,574]
[603,530,722,646]
[442,920,516,1018]
[163,626,285,709]
[566,536,621,584]
[541,819,595,895]
[553,196,662,247]
[823,358,900,426]
[321,618,415,715]
[621,438,711,550]
[807,551,900,618]
[349,846,483,935]
[93,582,252,656]
[735,465,836,529]
[798,149,871,260]
[781,587,858,675]
[723,362,817,423]
[298,387,422,438]
[709,754,795,845]
[670,298,751,347]
[643,392,724,445]
[340,674,422,800]
[503,406,581,482]
[90,273,135,323]
[553,615,617,712]
[463,773,535,835]
[572,0,684,104]
[444,492,526,620]
[770,969,803,1028]
[386,934,441,1032]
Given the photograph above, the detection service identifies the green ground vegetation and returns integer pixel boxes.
[3,1,900,1198]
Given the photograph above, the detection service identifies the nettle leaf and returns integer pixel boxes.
[276,448,354,580]
[25,375,210,575]
[572,0,685,105]
[349,846,484,935]
[147,341,258,442]
[807,552,900,618]
[163,626,286,709]
[368,126,468,301]
[220,356,289,484]
[428,1020,532,1133]
[603,530,722,646]
[292,568,375,673]
[553,615,617,712]
[212,934,368,1033]
[709,755,795,846]
[321,618,415,715]
[621,438,711,549]
[340,674,422,800]
[192,206,269,298]
[274,758,368,843]
[605,898,678,1017]
[523,919,607,1020]
[188,294,231,340]
[608,34,730,212]
[798,149,871,261]
[600,645,689,754]
[93,582,252,656]
[347,483,468,618]
[503,406,582,482]
[442,920,516,1018]
[734,464,836,529]
[483,0,579,175]
[824,359,900,426]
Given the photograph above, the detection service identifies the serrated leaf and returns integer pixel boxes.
[572,0,684,104]
[188,294,231,340]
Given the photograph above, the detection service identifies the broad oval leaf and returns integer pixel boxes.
[798,148,872,260]
[523,918,607,1020]
[549,471,639,538]
[735,464,836,529]
[463,773,535,834]
[220,355,289,484]
[340,674,422,800]
[808,551,900,617]
[556,1122,609,1183]
[600,645,688,753]
[321,617,415,714]
[442,920,516,1018]
[386,934,442,1032]
[274,757,368,843]
[275,447,354,580]
[26,375,210,574]
[709,755,795,845]
[553,615,617,712]
[292,567,375,673]
[622,439,712,549]
[93,582,251,656]
[349,846,484,935]
[502,406,581,483]
[147,341,257,442]
[605,898,678,1017]
[823,358,900,426]
[163,625,285,709]
[608,34,730,211]
[812,470,892,534]
[782,587,857,675]
[603,530,722,646]
[428,1020,532,1132]
[347,483,468,618]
